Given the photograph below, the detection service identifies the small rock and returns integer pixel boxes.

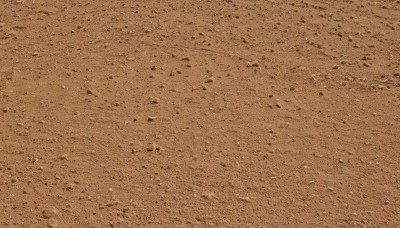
[149,97,160,104]
[65,182,75,191]
[86,89,93,95]
[47,219,59,228]
[333,64,339,69]
[42,208,60,219]
[348,35,353,42]
[275,102,282,108]
[181,57,190,61]
[145,143,160,152]
[246,61,259,67]
[201,192,217,200]
[59,155,68,160]
[377,84,385,89]
[205,77,215,83]
[105,201,119,207]
[394,72,400,77]
[2,107,10,113]
[296,66,307,71]
[147,116,156,122]
[131,148,138,154]
[237,196,250,202]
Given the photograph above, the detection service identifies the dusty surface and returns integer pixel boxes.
[1,0,400,227]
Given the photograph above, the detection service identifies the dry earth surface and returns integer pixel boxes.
[1,0,400,227]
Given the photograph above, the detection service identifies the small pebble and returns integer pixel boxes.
[205,77,215,83]
[348,35,353,42]
[147,116,156,122]
[201,192,217,200]
[246,61,259,67]
[149,97,160,104]
[47,219,59,228]
[237,196,250,202]
[59,155,68,160]
[145,143,160,152]
[333,64,339,69]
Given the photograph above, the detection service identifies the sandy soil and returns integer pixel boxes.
[1,0,400,227]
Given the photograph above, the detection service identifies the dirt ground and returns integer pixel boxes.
[1,0,400,227]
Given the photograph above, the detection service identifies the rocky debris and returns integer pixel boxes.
[86,89,93,95]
